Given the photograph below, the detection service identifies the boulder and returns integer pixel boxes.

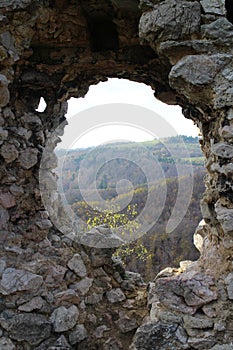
[0,337,15,350]
[50,305,79,332]
[0,268,43,295]
[130,321,179,350]
[0,143,18,163]
[200,0,225,15]
[71,277,93,296]
[67,254,87,277]
[69,324,88,344]
[19,148,38,169]
[106,288,126,303]
[0,310,51,345]
[139,0,201,44]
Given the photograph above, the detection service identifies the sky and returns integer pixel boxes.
[38,78,199,149]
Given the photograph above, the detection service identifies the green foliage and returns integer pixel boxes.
[87,204,136,228]
[115,239,152,264]
[86,204,152,264]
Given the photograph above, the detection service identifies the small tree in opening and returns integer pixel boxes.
[87,204,152,264]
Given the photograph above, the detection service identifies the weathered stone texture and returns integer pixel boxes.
[50,306,79,332]
[0,268,43,295]
[0,310,51,345]
[0,0,232,349]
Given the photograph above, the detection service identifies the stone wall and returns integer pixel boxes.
[0,0,232,349]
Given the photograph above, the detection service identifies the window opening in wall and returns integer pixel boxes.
[54,78,203,282]
[225,0,233,24]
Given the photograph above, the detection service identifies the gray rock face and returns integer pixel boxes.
[0,74,10,107]
[35,219,52,230]
[94,325,110,338]
[85,293,103,305]
[200,0,225,15]
[0,126,8,142]
[212,143,233,159]
[221,125,233,140]
[183,314,214,330]
[0,259,6,277]
[0,310,51,345]
[0,268,43,295]
[106,288,126,303]
[169,53,233,108]
[69,324,88,345]
[151,272,217,314]
[210,344,233,350]
[139,0,201,45]
[215,205,233,235]
[0,142,18,163]
[19,148,38,169]
[0,337,15,350]
[18,296,44,312]
[225,273,233,300]
[21,113,42,128]
[0,191,16,208]
[79,225,125,248]
[0,205,9,230]
[50,305,79,332]
[67,254,87,277]
[104,338,123,350]
[55,289,80,306]
[116,313,138,333]
[188,337,216,349]
[130,321,179,350]
[202,18,233,45]
[170,54,230,86]
[48,335,71,350]
[71,277,93,296]
[0,0,32,9]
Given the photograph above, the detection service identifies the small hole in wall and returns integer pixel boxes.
[36,97,47,112]
[225,0,233,24]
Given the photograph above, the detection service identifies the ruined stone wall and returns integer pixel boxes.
[131,1,233,349]
[0,0,232,349]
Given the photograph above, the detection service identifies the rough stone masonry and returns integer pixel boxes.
[0,0,232,349]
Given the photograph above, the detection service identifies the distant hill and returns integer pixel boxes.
[56,136,205,280]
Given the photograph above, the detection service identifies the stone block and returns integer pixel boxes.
[225,273,233,299]
[50,305,79,332]
[106,288,126,303]
[0,310,51,345]
[0,268,43,295]
[200,0,225,15]
[67,254,87,277]
[69,324,88,344]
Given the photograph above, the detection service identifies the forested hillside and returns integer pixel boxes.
[56,136,206,280]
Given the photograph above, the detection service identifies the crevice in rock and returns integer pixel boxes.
[88,16,119,52]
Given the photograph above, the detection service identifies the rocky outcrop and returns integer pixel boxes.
[129,1,233,348]
[0,0,232,349]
